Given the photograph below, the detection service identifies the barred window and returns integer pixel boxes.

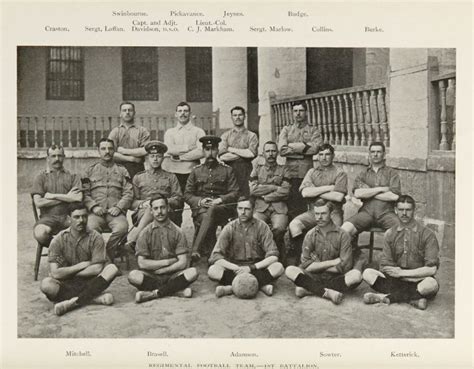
[185,47,212,102]
[46,47,84,100]
[122,47,159,101]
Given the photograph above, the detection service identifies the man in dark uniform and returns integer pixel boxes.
[40,203,119,316]
[32,144,83,245]
[278,100,322,218]
[108,101,150,179]
[285,199,362,304]
[288,143,348,262]
[249,141,291,264]
[341,141,401,270]
[83,138,133,263]
[125,141,183,251]
[184,135,240,262]
[208,197,284,297]
[362,195,440,310]
[219,106,259,197]
[128,195,198,303]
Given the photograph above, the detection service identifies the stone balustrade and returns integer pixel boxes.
[432,73,456,151]
[270,83,389,147]
[17,113,219,149]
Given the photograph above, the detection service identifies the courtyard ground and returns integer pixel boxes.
[17,192,454,338]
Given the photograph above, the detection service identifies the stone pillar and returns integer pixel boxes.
[257,48,306,147]
[212,47,248,130]
[388,49,431,162]
[365,48,389,83]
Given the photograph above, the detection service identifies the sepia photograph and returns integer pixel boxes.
[16,46,456,339]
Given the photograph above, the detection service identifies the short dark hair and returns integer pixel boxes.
[263,141,278,151]
[176,101,191,111]
[317,143,335,155]
[369,141,386,153]
[46,144,65,156]
[313,198,335,212]
[97,138,115,149]
[68,202,88,215]
[230,106,246,115]
[237,196,255,208]
[396,195,416,209]
[291,100,307,111]
[150,195,169,207]
[120,101,135,111]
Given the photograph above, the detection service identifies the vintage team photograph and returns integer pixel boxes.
[16,46,455,338]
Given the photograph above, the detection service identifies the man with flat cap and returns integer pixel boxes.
[184,135,240,262]
[124,141,184,251]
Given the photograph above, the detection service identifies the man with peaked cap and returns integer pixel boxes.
[124,140,184,251]
[184,135,240,262]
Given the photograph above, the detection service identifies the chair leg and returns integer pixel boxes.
[368,231,374,263]
[34,243,43,281]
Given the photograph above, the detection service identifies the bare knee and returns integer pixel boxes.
[33,225,52,244]
[341,222,357,237]
[345,269,362,286]
[362,268,384,285]
[285,265,303,281]
[289,220,304,238]
[183,267,199,282]
[268,262,284,278]
[207,264,224,281]
[101,264,119,280]
[40,277,59,298]
[417,277,439,296]
[128,270,144,286]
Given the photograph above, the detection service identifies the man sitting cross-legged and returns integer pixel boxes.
[128,195,198,303]
[207,197,284,298]
[362,195,440,310]
[40,203,119,316]
[285,199,362,305]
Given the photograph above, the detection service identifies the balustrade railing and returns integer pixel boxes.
[270,83,389,148]
[17,113,219,150]
[431,73,455,151]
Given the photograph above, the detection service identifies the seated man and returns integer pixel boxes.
[249,141,290,264]
[288,143,347,261]
[207,197,284,297]
[128,195,198,303]
[83,138,133,264]
[32,144,83,245]
[340,141,401,270]
[125,141,183,250]
[40,203,119,316]
[285,199,362,305]
[362,195,440,310]
[184,135,240,262]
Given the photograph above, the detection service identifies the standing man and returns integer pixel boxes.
[285,199,362,304]
[208,197,284,297]
[249,141,291,264]
[288,143,347,261]
[362,195,440,310]
[278,101,322,219]
[40,203,119,316]
[32,145,83,245]
[128,195,198,303]
[83,138,133,264]
[125,141,183,251]
[341,141,401,270]
[184,136,240,262]
[163,102,206,225]
[219,106,259,196]
[108,101,150,179]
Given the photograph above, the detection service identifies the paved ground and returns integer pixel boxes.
[17,192,454,338]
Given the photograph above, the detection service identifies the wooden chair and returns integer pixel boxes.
[358,227,385,263]
[31,194,50,281]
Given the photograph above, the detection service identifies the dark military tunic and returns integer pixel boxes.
[184,161,240,217]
